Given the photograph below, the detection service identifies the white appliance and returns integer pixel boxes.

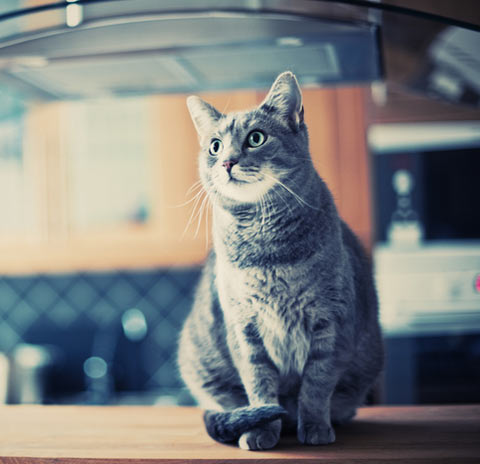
[375,244,480,336]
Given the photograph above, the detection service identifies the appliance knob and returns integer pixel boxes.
[475,274,480,293]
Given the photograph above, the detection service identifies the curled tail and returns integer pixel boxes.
[203,405,287,443]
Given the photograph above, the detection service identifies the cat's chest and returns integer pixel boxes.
[256,305,311,377]
[217,263,311,375]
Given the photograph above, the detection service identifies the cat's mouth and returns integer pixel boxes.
[226,167,260,185]
[227,175,249,185]
[214,169,277,203]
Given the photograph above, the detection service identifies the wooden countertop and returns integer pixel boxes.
[0,405,479,463]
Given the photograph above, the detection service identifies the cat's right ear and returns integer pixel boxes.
[260,72,303,129]
[187,96,222,136]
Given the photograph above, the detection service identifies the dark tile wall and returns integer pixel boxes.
[0,267,201,401]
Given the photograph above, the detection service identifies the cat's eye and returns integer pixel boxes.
[209,138,223,156]
[247,130,266,148]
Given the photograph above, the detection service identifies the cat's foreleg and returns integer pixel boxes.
[297,326,338,445]
[234,322,282,450]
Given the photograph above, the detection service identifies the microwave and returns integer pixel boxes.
[368,121,480,337]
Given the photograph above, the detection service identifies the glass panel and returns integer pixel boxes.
[66,97,151,231]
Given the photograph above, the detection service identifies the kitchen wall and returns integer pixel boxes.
[0,267,201,403]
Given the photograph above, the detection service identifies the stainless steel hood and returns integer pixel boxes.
[0,0,382,99]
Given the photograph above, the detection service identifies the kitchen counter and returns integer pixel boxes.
[0,405,479,463]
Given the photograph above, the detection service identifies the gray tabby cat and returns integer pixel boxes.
[177,72,383,451]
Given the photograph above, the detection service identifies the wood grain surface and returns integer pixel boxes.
[0,405,479,463]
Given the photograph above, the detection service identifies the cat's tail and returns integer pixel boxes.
[203,405,287,444]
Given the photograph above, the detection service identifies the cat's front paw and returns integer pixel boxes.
[238,419,281,451]
[298,422,336,445]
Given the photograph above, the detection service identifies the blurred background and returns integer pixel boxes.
[0,0,479,407]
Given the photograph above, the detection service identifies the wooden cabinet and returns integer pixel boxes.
[0,87,372,274]
[304,87,372,249]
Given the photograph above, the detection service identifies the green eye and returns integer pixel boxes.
[209,138,223,156]
[247,130,266,148]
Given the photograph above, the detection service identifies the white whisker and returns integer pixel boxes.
[263,173,319,210]
[221,97,232,114]
[181,190,206,240]
[255,199,260,229]
[205,195,211,250]
[265,191,275,225]
[272,186,293,215]
[186,180,203,196]
[172,188,205,208]
[192,196,206,239]
[194,192,210,238]
[260,194,266,231]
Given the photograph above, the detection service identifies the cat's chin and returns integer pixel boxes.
[216,176,276,204]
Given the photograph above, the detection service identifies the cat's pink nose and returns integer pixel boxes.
[222,159,238,173]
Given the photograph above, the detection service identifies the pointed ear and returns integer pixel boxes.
[260,71,304,128]
[186,96,222,136]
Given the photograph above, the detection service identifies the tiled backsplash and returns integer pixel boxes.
[0,267,201,401]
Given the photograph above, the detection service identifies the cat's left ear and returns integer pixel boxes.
[260,71,304,129]
[186,96,222,136]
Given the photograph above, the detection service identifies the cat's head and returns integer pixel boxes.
[187,71,310,205]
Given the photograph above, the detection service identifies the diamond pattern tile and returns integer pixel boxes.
[130,297,160,324]
[48,274,78,291]
[25,279,59,313]
[64,279,99,312]
[107,276,140,307]
[6,276,35,294]
[0,320,20,352]
[47,300,79,328]
[0,267,201,399]
[0,280,19,313]
[151,356,180,388]
[148,277,180,308]
[85,272,118,293]
[152,318,178,350]
[86,300,119,328]
[6,300,37,329]
[124,270,158,293]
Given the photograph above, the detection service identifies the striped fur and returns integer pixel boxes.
[178,72,384,451]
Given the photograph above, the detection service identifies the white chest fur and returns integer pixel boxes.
[216,260,311,377]
[256,305,310,377]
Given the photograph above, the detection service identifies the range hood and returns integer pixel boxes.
[0,0,382,99]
